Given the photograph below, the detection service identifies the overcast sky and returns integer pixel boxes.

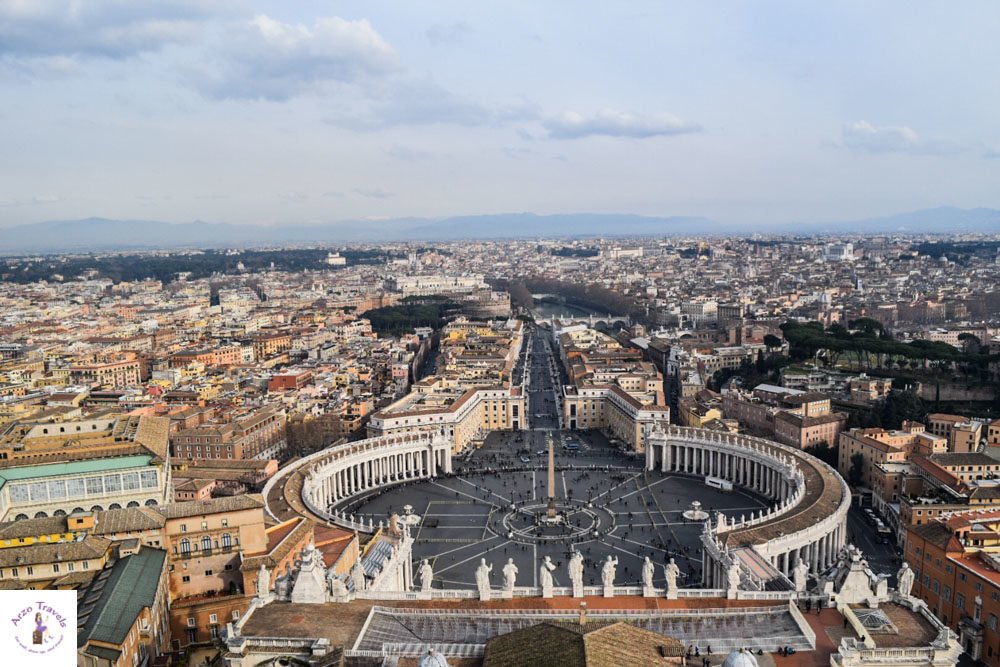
[2,1,999,228]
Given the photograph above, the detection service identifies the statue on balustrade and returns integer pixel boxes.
[568,550,585,598]
[419,559,434,592]
[897,562,915,598]
[540,556,556,597]
[642,556,655,589]
[793,557,809,593]
[502,558,519,592]
[475,559,493,601]
[726,559,741,595]
[601,555,618,588]
[664,558,681,598]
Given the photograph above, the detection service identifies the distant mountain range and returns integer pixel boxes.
[1,207,998,254]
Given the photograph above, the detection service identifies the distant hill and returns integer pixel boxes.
[788,206,1000,235]
[1,207,998,254]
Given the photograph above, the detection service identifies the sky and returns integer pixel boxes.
[2,1,999,228]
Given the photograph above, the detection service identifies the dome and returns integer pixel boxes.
[419,648,450,667]
[722,649,759,667]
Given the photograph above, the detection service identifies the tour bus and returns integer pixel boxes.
[705,476,734,492]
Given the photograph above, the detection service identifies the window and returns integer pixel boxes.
[201,521,208,530]
[201,536,211,551]
[180,524,187,533]
[957,593,966,610]
[943,586,952,601]
[182,576,191,583]
[221,519,229,528]
[180,539,190,553]
[26,566,34,575]
[960,573,967,582]
[991,614,998,631]
[209,614,218,624]
[204,570,213,576]
[52,564,60,573]
[187,617,196,628]
[83,561,89,570]
[221,533,232,549]
[231,610,240,621]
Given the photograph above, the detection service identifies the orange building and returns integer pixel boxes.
[905,510,1000,662]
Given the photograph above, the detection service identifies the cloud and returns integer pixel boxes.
[0,194,59,207]
[841,121,920,154]
[326,79,538,129]
[984,145,1000,160]
[0,0,229,60]
[387,144,431,160]
[354,187,393,199]
[194,14,398,100]
[542,109,702,139]
[426,21,471,45]
[841,121,961,156]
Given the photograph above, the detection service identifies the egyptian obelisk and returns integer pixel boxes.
[546,434,557,519]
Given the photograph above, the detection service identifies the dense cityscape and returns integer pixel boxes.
[5,2,1000,666]
[0,234,998,666]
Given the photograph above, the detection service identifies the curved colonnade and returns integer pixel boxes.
[274,432,453,531]
[646,426,850,586]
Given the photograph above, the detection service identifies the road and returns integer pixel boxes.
[524,325,562,430]
[845,505,901,584]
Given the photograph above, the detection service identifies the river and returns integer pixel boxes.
[531,298,605,320]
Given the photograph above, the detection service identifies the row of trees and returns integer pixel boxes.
[0,248,397,285]
[361,301,459,335]
[780,319,996,376]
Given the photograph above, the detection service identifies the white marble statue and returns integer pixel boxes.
[540,556,556,597]
[568,550,585,597]
[256,562,270,596]
[642,556,655,589]
[419,559,434,593]
[601,555,618,588]
[275,575,290,599]
[502,558,519,592]
[726,559,741,595]
[793,557,809,593]
[475,558,493,601]
[664,558,681,598]
[897,562,915,598]
[328,573,349,600]
[351,563,366,592]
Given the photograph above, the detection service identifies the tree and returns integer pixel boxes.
[763,334,782,351]
[848,453,865,487]
[879,389,926,430]
[958,332,982,354]
[805,442,837,468]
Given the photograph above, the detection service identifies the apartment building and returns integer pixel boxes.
[905,511,1000,663]
[171,406,286,460]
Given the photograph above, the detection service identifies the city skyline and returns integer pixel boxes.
[3,2,1000,228]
